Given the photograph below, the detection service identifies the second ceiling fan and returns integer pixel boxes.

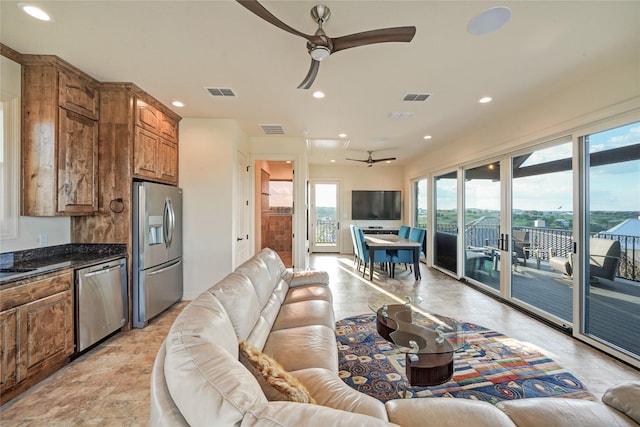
[346,151,396,167]
[237,0,416,89]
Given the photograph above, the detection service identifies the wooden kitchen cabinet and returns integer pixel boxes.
[22,56,99,216]
[133,97,179,185]
[0,309,18,396]
[0,270,74,404]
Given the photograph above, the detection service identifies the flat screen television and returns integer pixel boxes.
[351,190,401,220]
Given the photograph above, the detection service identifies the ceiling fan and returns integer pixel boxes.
[237,0,416,89]
[346,151,396,167]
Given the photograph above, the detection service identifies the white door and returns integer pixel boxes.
[235,152,250,266]
[310,181,340,253]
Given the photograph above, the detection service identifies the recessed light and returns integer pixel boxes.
[286,160,292,164]
[467,6,511,35]
[385,161,392,164]
[172,101,184,108]
[313,91,325,99]
[479,97,493,104]
[18,3,51,21]
[338,133,347,138]
[423,135,432,140]
[330,159,336,163]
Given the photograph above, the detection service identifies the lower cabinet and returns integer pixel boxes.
[0,270,74,404]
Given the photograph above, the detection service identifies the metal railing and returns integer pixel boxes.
[316,219,337,244]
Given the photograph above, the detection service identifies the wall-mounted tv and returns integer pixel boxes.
[351,190,401,220]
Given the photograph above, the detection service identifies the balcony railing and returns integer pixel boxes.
[316,219,337,244]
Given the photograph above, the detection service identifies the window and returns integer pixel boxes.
[269,180,293,213]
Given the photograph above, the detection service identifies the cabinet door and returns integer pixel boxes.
[158,138,178,184]
[58,71,99,120]
[57,108,98,214]
[135,99,161,133]
[159,113,179,142]
[134,126,160,180]
[17,290,73,383]
[0,309,17,395]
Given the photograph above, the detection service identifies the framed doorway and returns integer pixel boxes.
[310,181,340,253]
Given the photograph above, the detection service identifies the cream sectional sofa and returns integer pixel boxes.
[150,248,640,427]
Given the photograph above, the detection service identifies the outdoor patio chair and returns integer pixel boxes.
[512,230,531,266]
[549,237,621,281]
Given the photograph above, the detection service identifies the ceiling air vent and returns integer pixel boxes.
[206,87,236,97]
[403,93,430,102]
[388,112,414,120]
[260,124,285,135]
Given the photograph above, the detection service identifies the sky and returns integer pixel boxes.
[432,122,639,212]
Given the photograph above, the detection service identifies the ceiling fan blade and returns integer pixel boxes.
[297,59,321,89]
[332,26,416,53]
[371,157,397,163]
[345,158,369,162]
[236,0,317,42]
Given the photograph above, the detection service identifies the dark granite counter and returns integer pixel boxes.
[0,243,127,286]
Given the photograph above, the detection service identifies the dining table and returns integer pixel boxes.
[364,234,422,281]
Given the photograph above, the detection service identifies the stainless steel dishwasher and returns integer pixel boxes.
[76,258,128,352]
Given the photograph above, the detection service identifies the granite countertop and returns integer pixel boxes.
[0,243,127,287]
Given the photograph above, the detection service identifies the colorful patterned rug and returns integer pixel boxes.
[336,313,596,404]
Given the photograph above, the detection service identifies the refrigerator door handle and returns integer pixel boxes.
[168,198,175,247]
[163,198,171,249]
[147,258,182,276]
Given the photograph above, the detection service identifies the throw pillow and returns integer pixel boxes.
[239,341,316,404]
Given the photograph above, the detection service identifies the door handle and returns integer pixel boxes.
[237,237,244,241]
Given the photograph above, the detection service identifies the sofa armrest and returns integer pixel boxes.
[287,270,330,287]
[241,402,398,427]
[602,381,640,425]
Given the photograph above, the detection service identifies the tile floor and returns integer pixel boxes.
[1,254,638,425]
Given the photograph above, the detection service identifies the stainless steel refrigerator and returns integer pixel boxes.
[132,181,183,328]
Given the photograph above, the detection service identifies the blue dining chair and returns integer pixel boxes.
[349,225,359,267]
[356,227,390,278]
[391,227,426,276]
[398,225,410,239]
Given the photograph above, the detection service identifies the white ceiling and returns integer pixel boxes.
[2,1,639,166]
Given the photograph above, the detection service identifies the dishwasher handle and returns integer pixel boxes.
[83,264,124,278]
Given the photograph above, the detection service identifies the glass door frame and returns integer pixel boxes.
[309,179,341,253]
[573,113,640,368]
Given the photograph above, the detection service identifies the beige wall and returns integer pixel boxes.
[179,118,249,300]
[309,164,405,253]
[0,56,70,253]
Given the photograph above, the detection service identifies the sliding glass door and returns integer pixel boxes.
[464,162,501,291]
[434,171,458,274]
[510,139,574,324]
[581,121,640,359]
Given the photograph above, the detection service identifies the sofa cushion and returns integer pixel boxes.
[263,325,339,373]
[602,381,640,424]
[239,341,315,404]
[497,397,638,427]
[386,398,516,427]
[212,272,262,341]
[291,367,388,420]
[271,300,336,331]
[241,402,399,427]
[255,248,287,283]
[236,254,278,306]
[283,284,333,304]
[164,326,267,427]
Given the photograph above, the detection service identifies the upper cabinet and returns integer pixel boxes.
[22,56,99,216]
[133,98,179,185]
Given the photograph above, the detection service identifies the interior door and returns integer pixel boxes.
[235,151,250,267]
[310,181,340,253]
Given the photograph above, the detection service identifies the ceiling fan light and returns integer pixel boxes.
[310,46,331,61]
